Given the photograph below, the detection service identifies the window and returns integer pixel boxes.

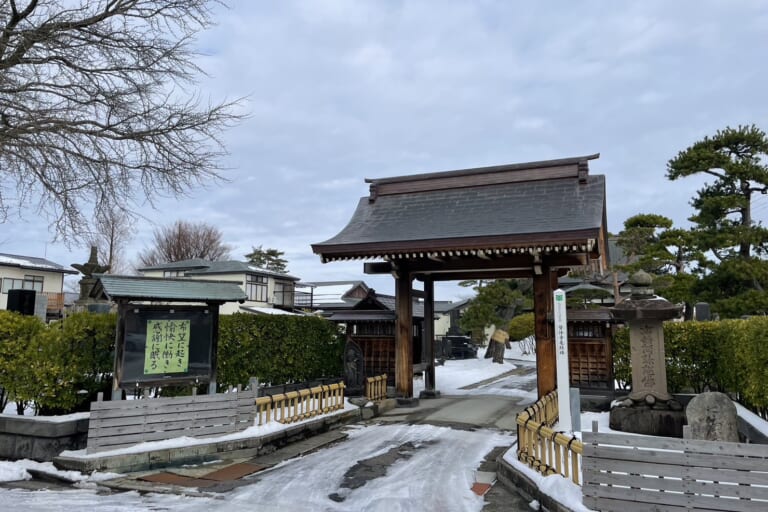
[273,281,295,306]
[163,270,185,278]
[245,274,268,302]
[2,275,44,293]
[569,323,604,338]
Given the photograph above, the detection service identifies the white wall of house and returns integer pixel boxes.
[0,267,66,310]
[434,313,451,337]
[142,269,295,315]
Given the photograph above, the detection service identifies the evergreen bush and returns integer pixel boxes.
[613,317,768,417]
[0,311,344,414]
[506,312,535,341]
[217,313,344,389]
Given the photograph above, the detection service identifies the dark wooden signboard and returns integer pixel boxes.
[114,304,216,389]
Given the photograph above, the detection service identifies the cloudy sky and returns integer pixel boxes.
[4,0,768,301]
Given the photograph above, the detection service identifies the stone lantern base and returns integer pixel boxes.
[609,395,685,437]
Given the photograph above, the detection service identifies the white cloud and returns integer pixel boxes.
[5,0,768,302]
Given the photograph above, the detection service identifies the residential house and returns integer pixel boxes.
[434,298,471,337]
[297,280,476,386]
[138,259,300,315]
[0,252,77,320]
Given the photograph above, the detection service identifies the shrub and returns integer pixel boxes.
[507,313,534,341]
[0,311,116,415]
[39,312,116,414]
[0,311,46,413]
[217,313,344,389]
[613,317,768,417]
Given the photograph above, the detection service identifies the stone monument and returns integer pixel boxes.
[686,391,739,442]
[72,246,112,312]
[343,338,366,396]
[609,271,685,437]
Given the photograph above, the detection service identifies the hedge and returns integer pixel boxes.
[506,313,534,341]
[613,316,768,417]
[0,310,116,414]
[0,310,344,415]
[217,313,344,389]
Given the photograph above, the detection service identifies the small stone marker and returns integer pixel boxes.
[343,339,365,395]
[686,392,739,442]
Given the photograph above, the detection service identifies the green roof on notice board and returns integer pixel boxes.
[91,274,247,303]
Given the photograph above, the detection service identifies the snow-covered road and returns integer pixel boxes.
[0,355,538,511]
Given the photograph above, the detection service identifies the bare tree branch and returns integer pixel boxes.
[137,219,231,267]
[0,0,243,241]
[85,203,135,274]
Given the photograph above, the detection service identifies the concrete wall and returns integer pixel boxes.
[0,415,88,462]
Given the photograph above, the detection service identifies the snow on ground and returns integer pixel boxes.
[413,356,533,397]
[0,356,528,512]
[0,424,512,511]
[224,424,513,512]
[502,453,591,512]
[735,402,768,437]
[59,401,359,459]
[7,349,765,512]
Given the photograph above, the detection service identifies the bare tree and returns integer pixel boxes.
[0,1,242,242]
[138,220,231,266]
[86,205,135,274]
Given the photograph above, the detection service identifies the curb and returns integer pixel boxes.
[495,451,575,512]
[54,406,368,474]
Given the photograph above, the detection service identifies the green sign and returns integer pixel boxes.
[144,319,190,374]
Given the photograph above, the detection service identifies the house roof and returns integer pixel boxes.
[434,298,471,313]
[563,283,613,295]
[0,252,78,274]
[138,259,299,281]
[312,154,607,264]
[91,274,247,303]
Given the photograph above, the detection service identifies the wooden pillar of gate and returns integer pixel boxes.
[533,265,558,397]
[423,278,437,394]
[395,265,413,398]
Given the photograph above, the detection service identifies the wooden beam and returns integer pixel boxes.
[407,253,587,273]
[414,270,534,281]
[364,261,394,274]
[533,267,557,397]
[395,265,413,398]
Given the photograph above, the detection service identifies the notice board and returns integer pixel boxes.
[116,305,215,388]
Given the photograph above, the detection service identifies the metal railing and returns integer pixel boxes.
[365,374,387,401]
[516,390,584,485]
[255,381,345,425]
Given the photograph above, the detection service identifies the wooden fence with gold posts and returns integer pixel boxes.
[516,390,584,485]
[365,374,387,401]
[255,381,345,425]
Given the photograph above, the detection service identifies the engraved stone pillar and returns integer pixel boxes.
[609,271,685,437]
[610,270,681,403]
[627,320,672,402]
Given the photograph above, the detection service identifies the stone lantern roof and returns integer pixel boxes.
[610,270,682,321]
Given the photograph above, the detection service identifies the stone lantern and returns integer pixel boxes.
[72,246,111,312]
[609,270,685,436]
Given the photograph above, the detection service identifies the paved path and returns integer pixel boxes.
[372,359,537,510]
